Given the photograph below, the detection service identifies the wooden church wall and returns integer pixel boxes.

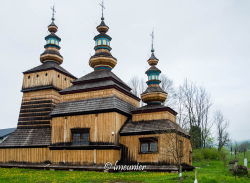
[50,149,120,165]
[51,112,128,145]
[62,88,140,107]
[120,133,192,165]
[0,148,49,163]
[22,70,74,91]
[0,148,120,165]
[132,111,176,122]
[22,89,61,103]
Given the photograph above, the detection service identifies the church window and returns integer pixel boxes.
[71,128,90,145]
[140,137,158,153]
[58,74,60,78]
[98,40,102,45]
[28,76,30,79]
[45,73,48,76]
[36,74,39,78]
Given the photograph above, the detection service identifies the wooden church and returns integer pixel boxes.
[0,9,192,171]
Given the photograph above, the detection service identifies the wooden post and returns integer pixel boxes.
[94,114,98,164]
[194,169,198,183]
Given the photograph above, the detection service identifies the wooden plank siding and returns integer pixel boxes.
[61,88,140,107]
[51,112,128,144]
[50,149,120,164]
[22,70,74,91]
[132,111,176,122]
[120,134,192,165]
[0,148,49,163]
[0,148,120,165]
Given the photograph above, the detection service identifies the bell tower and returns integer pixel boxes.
[18,8,76,129]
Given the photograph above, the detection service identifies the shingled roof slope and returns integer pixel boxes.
[142,86,166,95]
[0,128,16,138]
[60,80,125,93]
[51,96,136,117]
[72,70,131,90]
[132,104,177,115]
[0,128,51,147]
[23,61,76,79]
[120,119,189,136]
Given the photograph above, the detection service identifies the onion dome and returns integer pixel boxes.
[148,49,159,66]
[89,17,117,71]
[141,36,167,105]
[97,17,109,33]
[40,16,63,65]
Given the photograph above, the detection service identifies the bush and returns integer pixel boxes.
[193,148,226,161]
[231,165,248,176]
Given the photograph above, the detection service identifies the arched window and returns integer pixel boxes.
[51,39,55,44]
[103,39,106,45]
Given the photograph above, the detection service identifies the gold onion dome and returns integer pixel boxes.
[40,17,63,65]
[89,17,117,71]
[97,17,109,33]
[141,44,167,105]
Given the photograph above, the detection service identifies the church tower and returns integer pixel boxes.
[141,35,167,105]
[1,8,76,147]
[120,33,192,166]
[89,12,117,71]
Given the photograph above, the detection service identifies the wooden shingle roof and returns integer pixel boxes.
[51,96,136,117]
[23,61,76,79]
[120,119,189,137]
[0,128,51,147]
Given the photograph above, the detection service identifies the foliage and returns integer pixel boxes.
[193,148,227,161]
[231,165,248,177]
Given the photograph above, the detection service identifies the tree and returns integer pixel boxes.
[160,74,175,106]
[214,111,230,151]
[128,75,175,106]
[128,76,145,106]
[177,79,213,148]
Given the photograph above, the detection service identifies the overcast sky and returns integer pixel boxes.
[0,0,249,141]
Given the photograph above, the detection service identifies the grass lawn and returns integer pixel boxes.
[0,159,249,183]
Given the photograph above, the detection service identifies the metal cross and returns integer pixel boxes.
[150,29,155,52]
[51,5,56,21]
[99,0,105,19]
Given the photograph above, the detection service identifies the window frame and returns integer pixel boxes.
[139,137,158,154]
[71,128,90,145]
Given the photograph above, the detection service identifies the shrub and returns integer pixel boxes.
[231,165,248,176]
[193,148,226,161]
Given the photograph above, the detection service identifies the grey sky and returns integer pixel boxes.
[0,0,249,141]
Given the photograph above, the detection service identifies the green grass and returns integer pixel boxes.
[0,160,249,183]
[0,151,249,183]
